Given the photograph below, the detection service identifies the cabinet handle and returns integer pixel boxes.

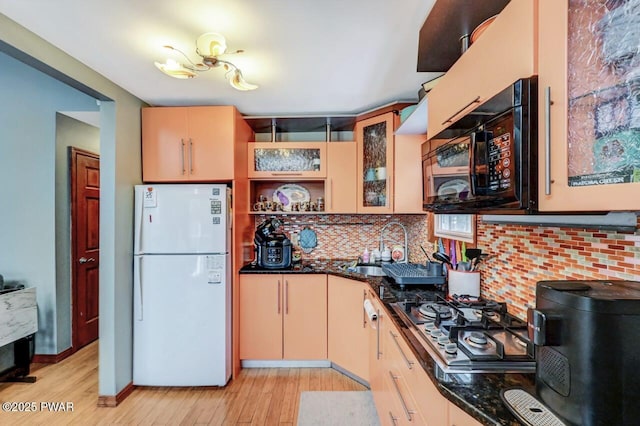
[388,411,399,426]
[376,310,381,360]
[545,86,552,195]
[389,331,414,369]
[188,139,193,174]
[362,290,367,328]
[442,96,481,125]
[180,139,186,175]
[277,280,281,314]
[388,371,415,421]
[285,280,289,314]
[270,172,304,176]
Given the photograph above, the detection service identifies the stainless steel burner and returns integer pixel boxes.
[419,303,452,319]
[466,332,489,348]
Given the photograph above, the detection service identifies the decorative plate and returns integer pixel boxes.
[273,184,310,211]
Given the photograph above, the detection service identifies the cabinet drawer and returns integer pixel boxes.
[385,367,425,426]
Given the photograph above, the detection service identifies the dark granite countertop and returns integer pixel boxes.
[240,260,533,425]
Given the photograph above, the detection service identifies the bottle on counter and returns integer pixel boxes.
[371,248,381,263]
[362,247,370,263]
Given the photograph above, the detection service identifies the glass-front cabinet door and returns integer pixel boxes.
[356,113,395,213]
[539,0,640,211]
[248,142,327,179]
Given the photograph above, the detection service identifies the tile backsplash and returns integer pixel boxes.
[476,215,640,319]
[252,213,640,320]
[252,214,429,263]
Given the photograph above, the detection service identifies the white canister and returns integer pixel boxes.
[447,270,480,298]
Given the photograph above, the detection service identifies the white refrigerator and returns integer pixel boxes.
[133,184,232,386]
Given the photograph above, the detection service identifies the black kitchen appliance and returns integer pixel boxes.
[422,77,538,213]
[528,280,640,425]
[254,218,292,269]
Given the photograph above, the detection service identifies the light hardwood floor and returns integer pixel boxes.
[0,341,367,425]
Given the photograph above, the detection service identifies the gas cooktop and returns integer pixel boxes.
[389,293,535,380]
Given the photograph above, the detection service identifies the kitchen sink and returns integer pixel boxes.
[353,265,386,277]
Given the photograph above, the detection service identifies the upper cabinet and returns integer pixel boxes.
[356,113,395,213]
[247,142,327,179]
[538,0,640,211]
[426,0,537,139]
[142,106,242,182]
[326,141,357,213]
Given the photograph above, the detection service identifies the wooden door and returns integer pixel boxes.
[239,274,283,360]
[328,276,369,380]
[326,141,357,213]
[187,106,235,181]
[283,274,327,360]
[71,148,100,350]
[141,107,189,182]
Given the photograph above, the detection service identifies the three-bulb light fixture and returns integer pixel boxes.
[154,32,258,91]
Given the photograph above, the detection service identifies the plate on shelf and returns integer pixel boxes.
[273,184,310,211]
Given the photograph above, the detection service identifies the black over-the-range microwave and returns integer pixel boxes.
[422,77,538,214]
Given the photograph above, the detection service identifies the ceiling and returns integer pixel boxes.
[0,0,440,116]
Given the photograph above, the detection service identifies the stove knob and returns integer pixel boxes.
[444,342,458,355]
[437,335,450,346]
[424,321,436,331]
[430,329,443,339]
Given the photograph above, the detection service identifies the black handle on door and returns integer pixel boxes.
[527,308,562,346]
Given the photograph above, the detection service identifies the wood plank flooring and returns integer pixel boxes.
[0,342,367,425]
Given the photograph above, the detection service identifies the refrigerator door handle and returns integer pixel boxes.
[135,257,143,321]
[135,189,144,254]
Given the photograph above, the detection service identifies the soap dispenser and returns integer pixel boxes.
[362,247,370,263]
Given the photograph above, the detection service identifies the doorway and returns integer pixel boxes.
[70,148,100,350]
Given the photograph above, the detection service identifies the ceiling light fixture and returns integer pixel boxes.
[154,32,258,90]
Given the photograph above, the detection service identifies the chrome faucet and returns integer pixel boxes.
[379,221,408,263]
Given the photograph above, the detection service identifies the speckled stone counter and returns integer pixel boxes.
[240,260,534,425]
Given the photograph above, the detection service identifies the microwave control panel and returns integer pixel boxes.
[488,132,513,191]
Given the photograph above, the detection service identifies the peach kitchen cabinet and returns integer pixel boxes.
[327,276,369,381]
[142,106,239,182]
[537,0,640,211]
[448,402,482,426]
[368,291,392,423]
[239,274,327,360]
[326,141,357,213]
[356,112,396,213]
[426,0,537,139]
[247,142,327,179]
[394,134,426,213]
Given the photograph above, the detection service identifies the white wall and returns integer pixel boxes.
[1,13,144,396]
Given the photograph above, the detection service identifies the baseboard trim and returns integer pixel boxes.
[32,347,74,364]
[97,382,135,407]
[331,362,370,388]
[242,360,331,368]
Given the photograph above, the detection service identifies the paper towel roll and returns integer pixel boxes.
[363,299,377,321]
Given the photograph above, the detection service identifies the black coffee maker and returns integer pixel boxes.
[254,218,292,269]
[528,280,640,425]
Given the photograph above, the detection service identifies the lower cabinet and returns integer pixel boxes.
[239,274,327,360]
[327,276,369,381]
[448,402,482,426]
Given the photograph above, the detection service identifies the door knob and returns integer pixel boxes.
[79,257,95,264]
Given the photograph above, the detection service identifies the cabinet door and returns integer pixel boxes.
[283,274,327,359]
[538,0,640,211]
[328,276,369,381]
[448,402,481,426]
[427,0,536,138]
[187,106,235,181]
[394,134,424,213]
[357,113,395,213]
[369,294,388,420]
[239,274,283,360]
[142,107,189,182]
[248,142,327,179]
[327,141,357,213]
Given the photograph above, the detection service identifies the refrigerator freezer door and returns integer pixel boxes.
[133,254,230,386]
[134,184,228,255]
